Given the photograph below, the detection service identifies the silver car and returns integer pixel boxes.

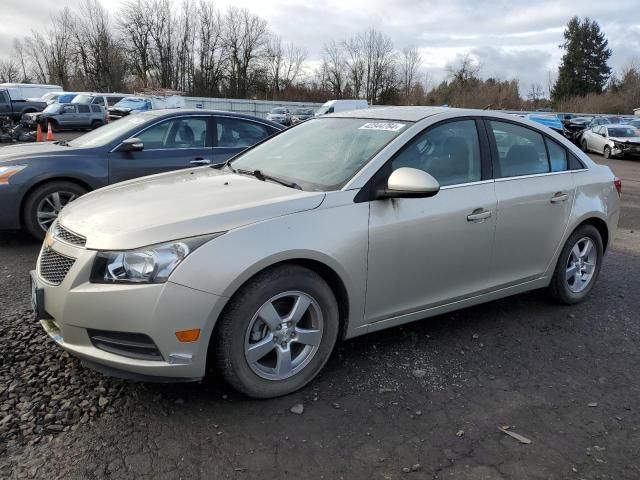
[581,124,640,159]
[31,107,620,398]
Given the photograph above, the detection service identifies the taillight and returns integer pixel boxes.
[614,177,622,196]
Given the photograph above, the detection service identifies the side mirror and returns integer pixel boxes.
[118,137,144,152]
[380,167,440,199]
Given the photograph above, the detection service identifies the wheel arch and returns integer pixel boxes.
[576,216,609,252]
[206,257,352,370]
[19,176,93,226]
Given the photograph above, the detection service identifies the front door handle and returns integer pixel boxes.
[467,208,492,222]
[190,158,212,165]
[550,192,569,203]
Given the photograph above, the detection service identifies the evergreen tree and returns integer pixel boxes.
[552,17,612,101]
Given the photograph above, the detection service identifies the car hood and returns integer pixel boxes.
[0,142,75,164]
[57,167,326,250]
[609,136,640,144]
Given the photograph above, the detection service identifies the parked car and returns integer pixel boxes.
[291,107,315,124]
[0,110,283,238]
[524,113,564,134]
[0,89,46,122]
[627,119,640,133]
[72,93,127,109]
[315,99,368,116]
[44,92,80,105]
[581,124,640,158]
[107,95,185,121]
[22,103,106,132]
[266,107,292,126]
[29,107,620,398]
[562,116,594,144]
[0,83,62,101]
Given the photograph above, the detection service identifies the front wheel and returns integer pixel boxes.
[23,181,87,239]
[214,265,339,398]
[581,139,588,153]
[603,146,611,159]
[548,224,604,304]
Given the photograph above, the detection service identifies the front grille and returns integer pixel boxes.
[39,247,75,285]
[53,224,86,247]
[87,329,163,361]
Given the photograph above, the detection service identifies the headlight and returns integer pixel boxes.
[90,233,223,284]
[0,165,26,185]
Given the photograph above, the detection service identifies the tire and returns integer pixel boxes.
[603,146,611,159]
[548,224,604,305]
[23,181,87,239]
[214,264,339,398]
[581,139,588,153]
[90,120,103,130]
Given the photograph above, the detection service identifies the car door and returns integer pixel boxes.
[76,104,91,128]
[486,119,576,288]
[58,104,78,128]
[0,90,11,116]
[365,118,497,323]
[589,126,604,152]
[108,115,215,183]
[212,116,275,164]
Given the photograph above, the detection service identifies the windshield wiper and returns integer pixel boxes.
[235,168,302,190]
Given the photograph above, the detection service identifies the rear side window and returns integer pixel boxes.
[77,104,90,113]
[391,119,482,186]
[90,105,102,113]
[489,121,549,178]
[217,117,270,148]
[93,96,105,106]
[545,138,567,172]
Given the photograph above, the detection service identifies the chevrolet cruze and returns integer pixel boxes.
[31,107,620,398]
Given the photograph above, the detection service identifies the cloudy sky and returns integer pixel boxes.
[2,0,639,94]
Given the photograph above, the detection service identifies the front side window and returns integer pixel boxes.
[77,104,90,113]
[62,105,76,114]
[489,121,549,178]
[217,117,270,148]
[137,117,208,149]
[391,120,482,187]
[231,118,408,191]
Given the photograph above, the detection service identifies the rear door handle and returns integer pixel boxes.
[467,208,492,222]
[550,192,569,203]
[190,158,212,165]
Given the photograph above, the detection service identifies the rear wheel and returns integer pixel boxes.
[603,146,611,159]
[548,224,603,304]
[90,120,103,130]
[23,181,87,239]
[214,265,339,398]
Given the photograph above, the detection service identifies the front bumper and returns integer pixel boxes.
[32,237,226,381]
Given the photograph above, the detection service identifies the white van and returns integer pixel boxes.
[315,99,368,116]
[0,83,63,101]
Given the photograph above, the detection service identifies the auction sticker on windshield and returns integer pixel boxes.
[359,122,406,132]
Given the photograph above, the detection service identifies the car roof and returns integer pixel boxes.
[329,106,451,122]
[143,108,285,128]
[606,124,634,128]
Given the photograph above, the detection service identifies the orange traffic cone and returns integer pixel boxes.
[46,122,54,141]
[36,123,43,142]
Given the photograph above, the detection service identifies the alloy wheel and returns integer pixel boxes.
[565,237,597,293]
[36,191,78,232]
[244,291,324,380]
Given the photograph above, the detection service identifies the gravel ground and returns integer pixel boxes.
[0,151,639,478]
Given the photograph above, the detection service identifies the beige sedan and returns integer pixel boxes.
[31,107,620,398]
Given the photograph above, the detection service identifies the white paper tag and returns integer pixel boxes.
[359,122,406,132]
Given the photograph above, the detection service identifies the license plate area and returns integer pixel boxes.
[30,270,51,320]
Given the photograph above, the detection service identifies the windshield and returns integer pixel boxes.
[115,97,147,109]
[43,104,62,114]
[315,105,334,115]
[608,127,636,138]
[230,118,409,191]
[294,108,313,115]
[72,94,94,104]
[68,112,154,148]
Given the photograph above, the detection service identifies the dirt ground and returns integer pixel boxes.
[0,147,639,479]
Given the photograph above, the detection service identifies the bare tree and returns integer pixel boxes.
[321,41,346,97]
[12,39,30,82]
[342,37,365,98]
[446,53,480,85]
[223,7,269,97]
[0,59,20,82]
[527,83,544,107]
[360,28,396,104]
[119,0,155,87]
[400,46,422,104]
[193,0,226,96]
[44,8,76,88]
